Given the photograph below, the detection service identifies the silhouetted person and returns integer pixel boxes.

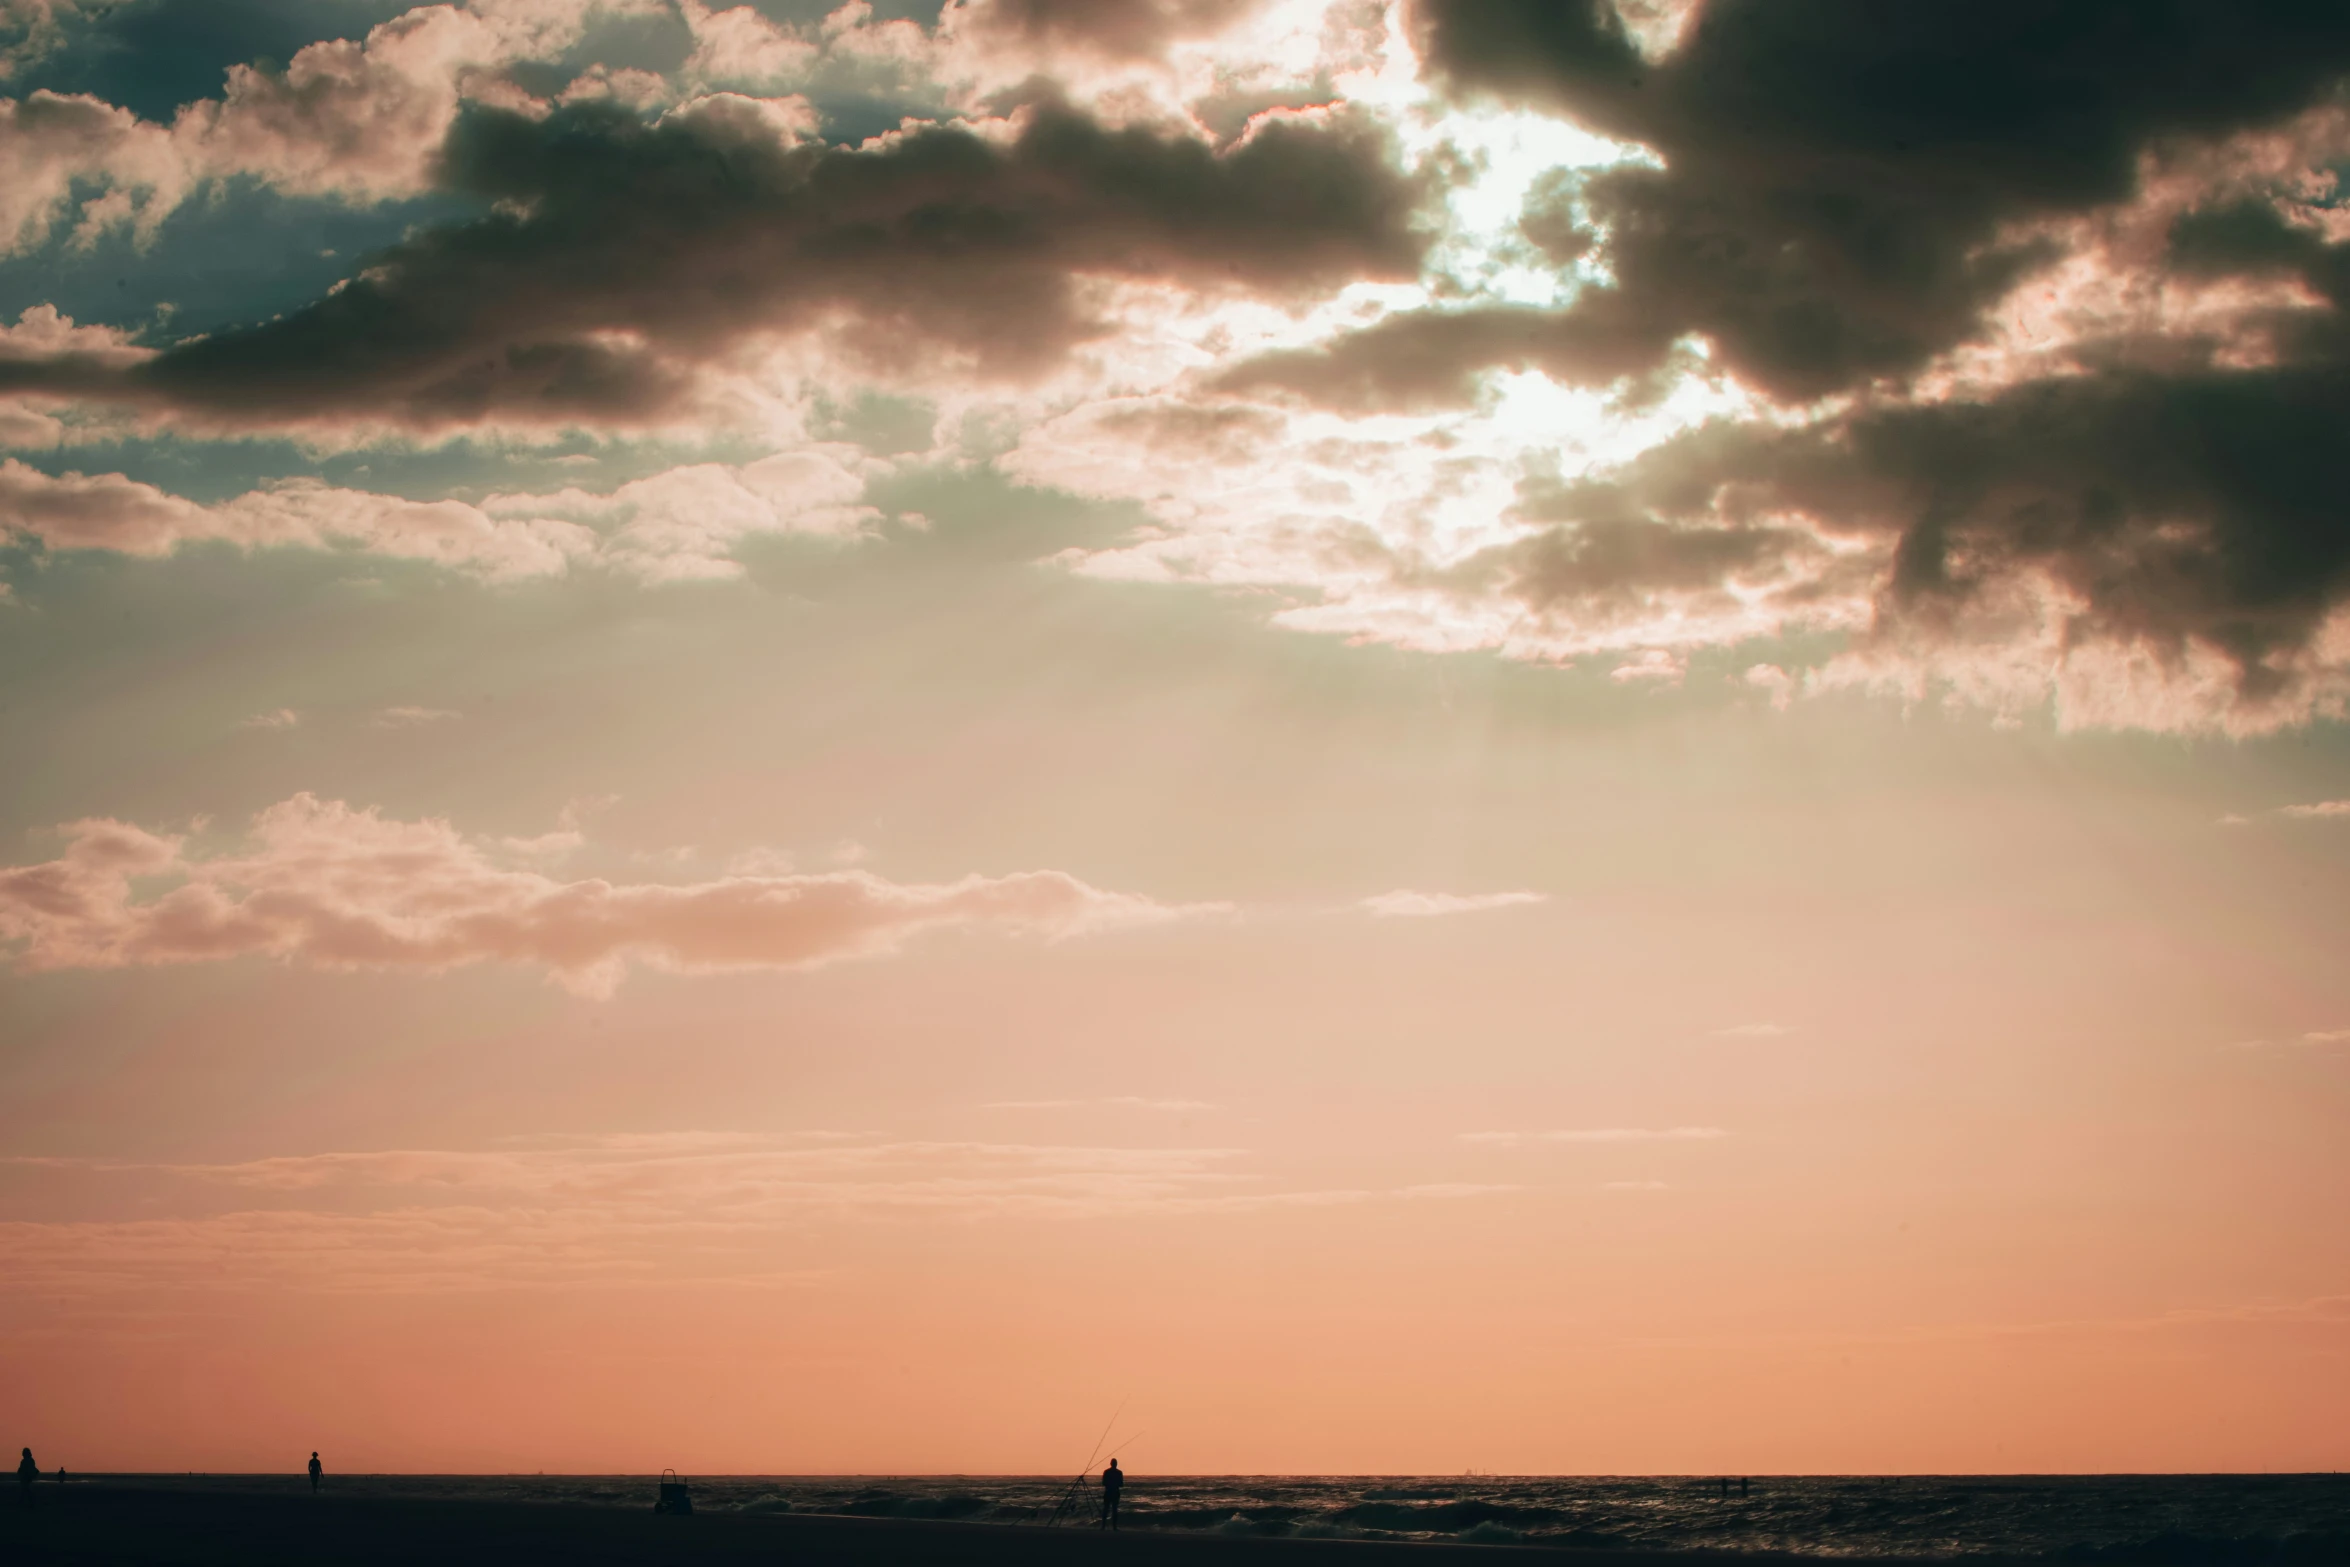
[309,1453,322,1492]
[17,1448,36,1504]
[1100,1458,1124,1530]
[1739,1478,1749,1498]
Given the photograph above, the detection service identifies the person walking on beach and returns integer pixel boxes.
[17,1448,37,1504]
[308,1452,322,1492]
[1100,1458,1124,1530]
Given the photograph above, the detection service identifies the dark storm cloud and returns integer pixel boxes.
[1491,359,2350,706]
[2157,200,2350,383]
[1474,513,1822,614]
[0,94,1425,426]
[1387,0,2350,403]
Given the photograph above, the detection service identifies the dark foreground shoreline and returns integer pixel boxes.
[1,1483,2000,1567]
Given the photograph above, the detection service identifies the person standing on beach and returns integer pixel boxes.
[17,1448,37,1503]
[1100,1458,1124,1530]
[308,1453,322,1492]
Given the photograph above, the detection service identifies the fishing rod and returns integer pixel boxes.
[1054,1429,1147,1528]
[1044,1403,1125,1528]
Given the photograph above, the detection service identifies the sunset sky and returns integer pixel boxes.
[1,0,2347,1478]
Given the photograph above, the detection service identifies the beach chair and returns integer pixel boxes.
[655,1470,693,1514]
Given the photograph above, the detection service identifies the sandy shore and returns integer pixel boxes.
[0,1482,1971,1567]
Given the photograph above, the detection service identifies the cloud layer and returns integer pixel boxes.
[0,794,1213,994]
[2,2,2348,735]
[1461,1127,1726,1146]
[1032,2,2350,733]
[0,89,1424,428]
[1411,0,2350,397]
[1360,888,1546,917]
[0,448,875,580]
[0,1129,1510,1294]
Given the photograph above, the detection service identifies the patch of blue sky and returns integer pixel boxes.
[0,180,468,342]
[501,5,697,100]
[12,0,415,121]
[798,87,955,148]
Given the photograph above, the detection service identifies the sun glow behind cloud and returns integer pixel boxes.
[3,4,2346,730]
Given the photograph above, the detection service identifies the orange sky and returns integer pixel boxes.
[6,711,2346,1471]
[2,0,2349,1475]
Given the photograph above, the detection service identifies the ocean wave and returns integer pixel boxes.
[102,1473,2350,1558]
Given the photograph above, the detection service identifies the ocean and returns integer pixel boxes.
[89,1472,2350,1560]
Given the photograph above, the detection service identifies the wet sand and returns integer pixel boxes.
[2,1482,1956,1567]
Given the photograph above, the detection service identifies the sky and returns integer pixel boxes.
[0,0,2346,1477]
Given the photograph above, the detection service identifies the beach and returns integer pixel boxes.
[9,1475,2340,1559]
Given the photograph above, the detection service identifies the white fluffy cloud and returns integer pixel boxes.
[0,793,1218,995]
[0,444,878,580]
[0,1,677,256]
[482,451,877,580]
[0,0,1320,258]
[0,458,597,578]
